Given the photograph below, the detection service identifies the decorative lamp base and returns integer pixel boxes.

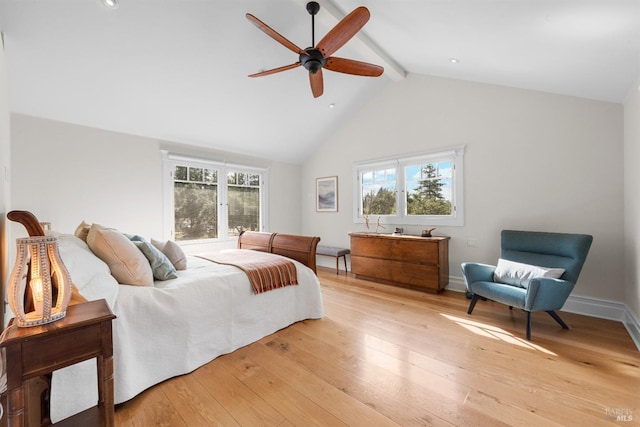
[14,310,67,327]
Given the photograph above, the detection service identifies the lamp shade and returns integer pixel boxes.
[8,236,72,327]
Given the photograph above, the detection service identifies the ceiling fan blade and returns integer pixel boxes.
[316,6,370,58]
[249,62,301,78]
[325,57,384,77]
[309,69,324,98]
[246,13,307,56]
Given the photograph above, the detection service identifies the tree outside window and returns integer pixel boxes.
[174,166,218,240]
[227,171,261,236]
[405,161,453,216]
[361,167,397,215]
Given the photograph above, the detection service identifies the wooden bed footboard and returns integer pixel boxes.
[235,231,274,252]
[237,231,320,274]
[272,233,320,274]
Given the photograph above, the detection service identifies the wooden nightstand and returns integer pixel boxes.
[0,299,116,427]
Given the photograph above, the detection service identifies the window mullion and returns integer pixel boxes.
[219,167,228,239]
[398,160,406,219]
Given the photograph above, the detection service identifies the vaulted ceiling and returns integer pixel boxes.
[1,0,638,163]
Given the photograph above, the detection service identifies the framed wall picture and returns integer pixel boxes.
[316,176,338,212]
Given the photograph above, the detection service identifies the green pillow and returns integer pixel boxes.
[128,235,178,281]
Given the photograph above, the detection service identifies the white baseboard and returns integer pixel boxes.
[447,276,467,293]
[623,309,640,351]
[447,275,640,351]
[561,294,627,321]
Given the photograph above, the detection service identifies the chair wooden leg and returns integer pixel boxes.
[546,310,569,330]
[467,294,481,314]
[526,311,532,340]
[343,255,348,273]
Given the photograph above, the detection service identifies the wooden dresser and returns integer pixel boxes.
[349,232,450,293]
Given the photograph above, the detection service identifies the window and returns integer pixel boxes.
[353,146,464,226]
[163,152,268,242]
[361,166,397,215]
[173,164,218,240]
[404,159,453,216]
[226,170,262,237]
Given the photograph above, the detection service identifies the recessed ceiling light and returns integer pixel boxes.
[101,0,119,9]
[449,58,459,64]
[328,103,335,109]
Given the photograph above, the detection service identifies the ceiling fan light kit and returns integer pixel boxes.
[100,0,119,10]
[247,1,384,98]
[300,48,326,74]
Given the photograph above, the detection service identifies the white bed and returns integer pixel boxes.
[48,232,324,422]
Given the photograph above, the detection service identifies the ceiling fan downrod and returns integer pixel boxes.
[306,1,320,47]
[301,1,325,74]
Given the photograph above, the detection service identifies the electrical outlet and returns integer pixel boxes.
[467,238,479,247]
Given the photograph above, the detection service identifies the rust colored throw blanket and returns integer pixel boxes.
[196,250,298,294]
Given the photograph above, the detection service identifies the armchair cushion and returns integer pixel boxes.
[493,258,565,289]
[470,280,527,308]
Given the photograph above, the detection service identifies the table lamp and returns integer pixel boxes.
[7,235,72,327]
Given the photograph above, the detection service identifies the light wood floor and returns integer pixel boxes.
[115,268,640,426]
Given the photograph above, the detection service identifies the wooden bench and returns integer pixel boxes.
[316,245,350,274]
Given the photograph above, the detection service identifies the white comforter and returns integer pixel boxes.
[50,235,324,422]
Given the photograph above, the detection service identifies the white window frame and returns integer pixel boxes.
[162,151,269,243]
[353,145,464,227]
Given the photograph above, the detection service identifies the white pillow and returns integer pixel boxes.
[87,224,154,286]
[493,258,565,288]
[56,234,119,308]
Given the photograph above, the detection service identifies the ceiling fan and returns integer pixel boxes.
[246,1,384,98]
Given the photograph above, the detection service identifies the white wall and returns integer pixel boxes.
[302,73,625,303]
[624,78,640,323]
[1,35,11,326]
[10,114,302,247]
[11,115,164,237]
[268,161,302,234]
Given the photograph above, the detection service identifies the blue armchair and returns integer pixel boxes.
[462,230,592,340]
